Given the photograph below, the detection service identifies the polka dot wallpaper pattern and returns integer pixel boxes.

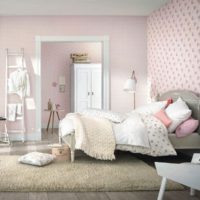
[147,0,200,98]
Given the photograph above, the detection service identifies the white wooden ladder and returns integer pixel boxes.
[5,48,26,142]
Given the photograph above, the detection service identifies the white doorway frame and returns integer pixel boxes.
[35,36,110,139]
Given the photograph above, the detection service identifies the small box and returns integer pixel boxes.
[51,144,71,161]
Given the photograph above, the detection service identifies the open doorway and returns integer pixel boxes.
[41,42,102,141]
[35,36,110,142]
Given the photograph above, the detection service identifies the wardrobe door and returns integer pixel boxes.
[75,68,91,112]
[91,67,102,109]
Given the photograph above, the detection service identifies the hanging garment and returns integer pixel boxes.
[8,68,30,98]
[17,104,23,116]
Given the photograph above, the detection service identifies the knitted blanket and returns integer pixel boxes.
[66,113,115,160]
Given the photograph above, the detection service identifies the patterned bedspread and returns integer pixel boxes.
[117,114,177,156]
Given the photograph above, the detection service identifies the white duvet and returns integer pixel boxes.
[59,112,150,148]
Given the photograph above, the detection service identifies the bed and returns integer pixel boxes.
[59,90,200,162]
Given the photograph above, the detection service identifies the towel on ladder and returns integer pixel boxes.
[7,104,23,121]
[7,104,17,121]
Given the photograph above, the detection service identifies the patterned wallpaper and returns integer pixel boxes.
[147,0,200,98]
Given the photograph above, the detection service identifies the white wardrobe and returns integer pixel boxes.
[71,63,102,112]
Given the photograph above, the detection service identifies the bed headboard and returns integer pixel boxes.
[157,90,200,134]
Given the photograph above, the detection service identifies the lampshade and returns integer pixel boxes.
[123,78,136,93]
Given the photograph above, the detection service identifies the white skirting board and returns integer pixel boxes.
[8,131,41,141]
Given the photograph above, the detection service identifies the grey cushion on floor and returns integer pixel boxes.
[18,152,55,166]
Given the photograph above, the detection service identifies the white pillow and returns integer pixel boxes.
[135,101,167,115]
[81,108,126,123]
[165,98,192,133]
[18,152,55,166]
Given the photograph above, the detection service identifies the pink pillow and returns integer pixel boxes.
[154,109,172,127]
[176,118,199,138]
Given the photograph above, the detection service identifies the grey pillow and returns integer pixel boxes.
[18,152,55,166]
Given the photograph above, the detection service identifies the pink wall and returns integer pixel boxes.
[0,16,147,136]
[41,42,102,127]
[147,0,200,98]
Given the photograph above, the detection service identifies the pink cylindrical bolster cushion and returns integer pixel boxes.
[176,118,199,138]
[154,109,172,128]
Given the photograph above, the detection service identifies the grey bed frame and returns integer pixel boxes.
[60,90,200,162]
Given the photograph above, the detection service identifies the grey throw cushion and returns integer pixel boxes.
[18,152,55,166]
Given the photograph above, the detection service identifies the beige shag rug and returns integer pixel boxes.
[0,155,183,192]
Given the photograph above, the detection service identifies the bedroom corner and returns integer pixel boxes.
[0,0,199,199]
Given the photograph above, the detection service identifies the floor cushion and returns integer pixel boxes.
[18,152,55,166]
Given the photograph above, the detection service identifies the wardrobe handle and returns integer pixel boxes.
[88,92,94,95]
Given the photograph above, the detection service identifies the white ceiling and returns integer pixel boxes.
[0,0,169,16]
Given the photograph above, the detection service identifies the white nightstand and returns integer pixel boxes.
[155,161,200,200]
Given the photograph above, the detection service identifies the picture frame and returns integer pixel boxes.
[59,85,65,93]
